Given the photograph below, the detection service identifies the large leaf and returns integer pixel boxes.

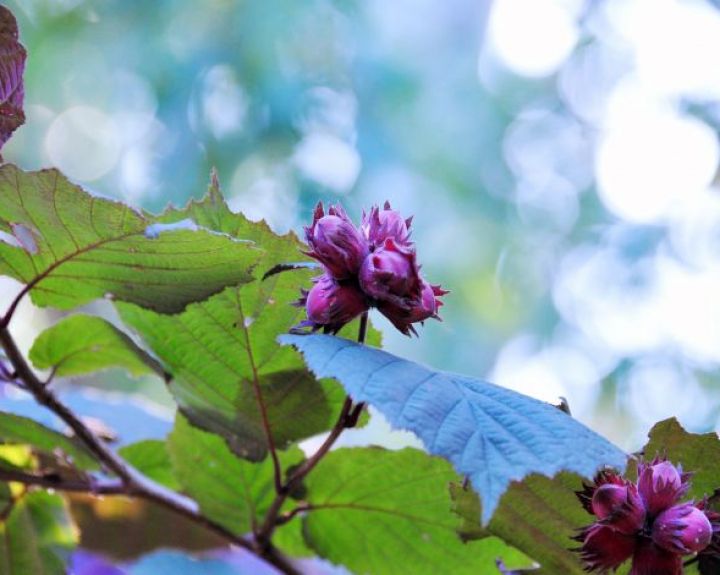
[167,414,303,535]
[0,489,77,575]
[302,447,532,575]
[281,334,628,523]
[155,173,304,278]
[0,165,261,313]
[29,314,164,379]
[118,181,378,460]
[0,412,96,469]
[450,475,589,574]
[117,280,349,460]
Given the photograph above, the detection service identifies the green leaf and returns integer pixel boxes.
[118,440,179,490]
[167,414,303,535]
[302,447,532,575]
[120,179,326,459]
[118,184,379,460]
[0,489,77,575]
[0,412,96,470]
[273,519,314,558]
[160,176,382,343]
[29,314,165,379]
[0,165,261,313]
[118,280,350,460]
[450,474,589,574]
[156,173,305,280]
[282,333,627,523]
[642,417,720,499]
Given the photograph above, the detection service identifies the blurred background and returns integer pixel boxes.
[2,0,720,568]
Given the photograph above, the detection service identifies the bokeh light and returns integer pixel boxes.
[3,0,720,464]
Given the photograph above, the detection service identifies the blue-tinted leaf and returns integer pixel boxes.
[281,333,627,523]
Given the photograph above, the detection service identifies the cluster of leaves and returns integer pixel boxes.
[0,6,717,575]
[0,162,628,573]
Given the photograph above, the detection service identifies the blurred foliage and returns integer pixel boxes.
[5,0,720,456]
[3,1,720,571]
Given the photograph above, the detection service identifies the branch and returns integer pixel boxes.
[0,284,30,330]
[0,325,188,506]
[276,502,313,526]
[0,467,125,494]
[0,324,301,575]
[256,312,369,545]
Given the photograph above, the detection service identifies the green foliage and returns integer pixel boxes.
[450,474,589,574]
[156,176,303,273]
[0,165,261,313]
[117,278,350,461]
[167,414,303,534]
[29,314,164,379]
[2,2,715,572]
[0,489,76,575]
[118,440,179,490]
[117,180,374,460]
[283,333,628,522]
[0,412,96,470]
[301,447,532,575]
[642,417,720,499]
[0,162,676,575]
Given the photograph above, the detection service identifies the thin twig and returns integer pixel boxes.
[0,468,125,494]
[256,312,370,545]
[43,365,58,387]
[345,314,368,428]
[257,396,353,543]
[0,286,31,330]
[276,502,313,526]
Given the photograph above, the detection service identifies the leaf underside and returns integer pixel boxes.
[281,333,628,523]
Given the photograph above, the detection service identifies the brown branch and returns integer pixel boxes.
[256,312,369,545]
[0,468,126,494]
[0,324,300,575]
